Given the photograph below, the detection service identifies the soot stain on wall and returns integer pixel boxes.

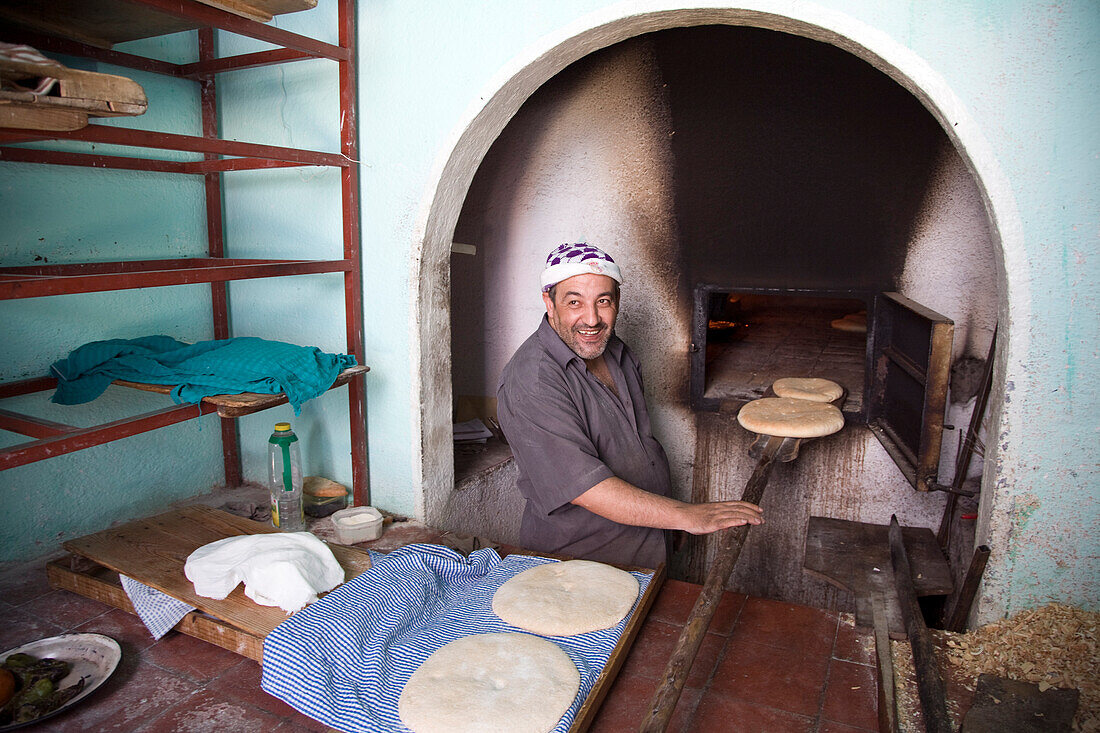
[649,25,947,292]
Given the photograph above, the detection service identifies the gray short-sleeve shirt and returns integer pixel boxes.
[496,316,672,568]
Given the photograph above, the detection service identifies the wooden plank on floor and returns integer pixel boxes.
[62,505,372,639]
[803,516,952,638]
[46,557,265,662]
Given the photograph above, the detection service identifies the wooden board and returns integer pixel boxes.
[0,0,317,48]
[961,674,1079,732]
[47,557,268,661]
[803,516,952,639]
[50,507,663,727]
[572,562,664,733]
[113,364,369,418]
[61,505,372,639]
[0,50,147,130]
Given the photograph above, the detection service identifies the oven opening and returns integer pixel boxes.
[691,287,871,416]
[691,285,955,493]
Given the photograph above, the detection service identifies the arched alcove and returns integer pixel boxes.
[410,5,1021,620]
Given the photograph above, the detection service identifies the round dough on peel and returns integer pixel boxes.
[771,377,844,403]
[398,633,579,733]
[737,397,844,438]
[492,560,639,636]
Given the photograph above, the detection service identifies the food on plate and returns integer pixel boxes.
[492,559,639,636]
[0,651,86,725]
[399,632,579,733]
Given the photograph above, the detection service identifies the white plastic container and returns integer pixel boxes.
[331,506,384,544]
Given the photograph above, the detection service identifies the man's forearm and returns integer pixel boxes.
[571,477,764,535]
[572,477,687,529]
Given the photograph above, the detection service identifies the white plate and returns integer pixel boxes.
[1,633,121,729]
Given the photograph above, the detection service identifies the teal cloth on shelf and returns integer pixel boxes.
[50,336,357,414]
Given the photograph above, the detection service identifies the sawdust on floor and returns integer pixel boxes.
[891,603,1098,732]
[944,603,1098,732]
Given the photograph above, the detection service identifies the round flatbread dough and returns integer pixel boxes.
[771,377,844,403]
[737,397,844,438]
[492,560,639,636]
[831,312,867,333]
[398,632,579,733]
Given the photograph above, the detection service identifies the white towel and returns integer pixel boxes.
[184,532,344,613]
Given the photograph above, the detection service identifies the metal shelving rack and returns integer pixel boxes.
[0,0,369,505]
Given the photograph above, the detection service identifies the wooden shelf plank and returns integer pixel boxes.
[0,124,350,166]
[114,363,369,417]
[0,402,219,471]
[0,0,318,49]
[0,257,354,299]
[0,51,147,131]
[0,365,367,467]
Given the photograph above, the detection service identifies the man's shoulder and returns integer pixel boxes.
[501,329,563,387]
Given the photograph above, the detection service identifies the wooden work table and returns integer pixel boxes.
[41,509,888,731]
[332,519,887,732]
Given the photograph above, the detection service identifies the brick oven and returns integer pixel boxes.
[439,23,998,614]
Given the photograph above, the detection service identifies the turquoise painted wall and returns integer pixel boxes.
[355,1,1097,618]
[0,8,355,560]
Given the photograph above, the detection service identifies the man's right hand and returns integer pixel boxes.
[572,477,764,535]
[676,500,764,535]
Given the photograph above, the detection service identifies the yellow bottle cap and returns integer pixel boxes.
[274,422,292,432]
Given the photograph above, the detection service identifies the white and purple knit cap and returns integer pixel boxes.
[540,243,623,292]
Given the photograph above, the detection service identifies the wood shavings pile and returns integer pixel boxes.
[943,602,1099,731]
[890,639,967,732]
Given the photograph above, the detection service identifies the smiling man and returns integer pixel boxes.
[496,243,763,568]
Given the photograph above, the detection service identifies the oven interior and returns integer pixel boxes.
[690,285,954,492]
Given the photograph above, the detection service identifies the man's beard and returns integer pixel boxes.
[560,322,611,360]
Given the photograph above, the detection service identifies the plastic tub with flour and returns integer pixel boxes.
[331,506,384,544]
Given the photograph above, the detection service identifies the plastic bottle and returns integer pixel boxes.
[268,422,305,532]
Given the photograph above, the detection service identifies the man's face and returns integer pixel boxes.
[543,273,619,361]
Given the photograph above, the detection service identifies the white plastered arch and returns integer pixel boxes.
[408,1,1025,620]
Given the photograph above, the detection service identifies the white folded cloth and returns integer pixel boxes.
[184,532,344,613]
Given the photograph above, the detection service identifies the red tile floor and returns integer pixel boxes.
[0,523,882,732]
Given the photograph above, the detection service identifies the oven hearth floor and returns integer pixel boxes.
[0,523,976,732]
[705,300,867,413]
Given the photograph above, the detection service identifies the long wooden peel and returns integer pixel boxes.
[872,591,900,733]
[638,433,786,733]
[888,515,952,733]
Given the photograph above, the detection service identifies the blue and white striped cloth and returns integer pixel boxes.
[261,544,652,733]
[120,574,196,640]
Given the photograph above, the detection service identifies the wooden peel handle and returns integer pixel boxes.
[888,516,952,733]
[638,434,784,733]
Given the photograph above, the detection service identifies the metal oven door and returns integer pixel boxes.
[867,292,954,492]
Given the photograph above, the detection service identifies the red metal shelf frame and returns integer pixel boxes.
[0,0,369,506]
